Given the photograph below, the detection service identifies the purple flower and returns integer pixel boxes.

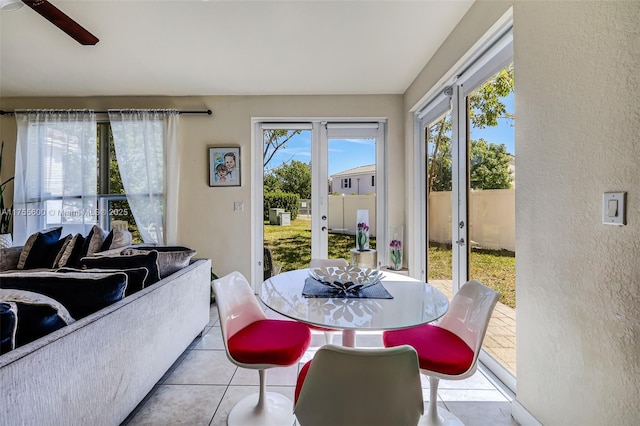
[390,239,402,249]
[357,222,369,232]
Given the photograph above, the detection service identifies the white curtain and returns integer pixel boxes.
[108,110,179,244]
[13,110,97,245]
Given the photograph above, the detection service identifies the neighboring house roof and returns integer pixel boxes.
[331,164,376,179]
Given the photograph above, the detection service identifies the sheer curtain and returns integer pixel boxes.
[13,110,97,245]
[108,110,179,244]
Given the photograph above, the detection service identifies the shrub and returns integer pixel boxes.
[264,192,299,220]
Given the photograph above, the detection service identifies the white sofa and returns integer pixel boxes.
[0,257,211,426]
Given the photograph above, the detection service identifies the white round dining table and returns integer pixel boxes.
[260,268,449,347]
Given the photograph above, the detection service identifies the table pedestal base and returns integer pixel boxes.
[341,330,356,347]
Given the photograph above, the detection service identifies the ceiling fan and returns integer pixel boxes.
[1,0,99,45]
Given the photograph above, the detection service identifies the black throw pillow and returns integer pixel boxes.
[0,289,75,349]
[79,251,161,286]
[16,227,63,269]
[43,234,72,269]
[0,272,128,320]
[57,266,149,297]
[56,233,86,268]
[121,246,196,278]
[0,302,17,354]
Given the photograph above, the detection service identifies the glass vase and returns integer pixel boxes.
[355,209,370,251]
[389,226,403,270]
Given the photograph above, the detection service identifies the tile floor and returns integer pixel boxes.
[122,304,518,426]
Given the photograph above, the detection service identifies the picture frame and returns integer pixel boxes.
[208,147,240,187]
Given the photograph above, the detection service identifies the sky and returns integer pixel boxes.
[264,92,514,176]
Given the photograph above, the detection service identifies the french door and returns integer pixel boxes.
[253,120,386,287]
[418,25,515,390]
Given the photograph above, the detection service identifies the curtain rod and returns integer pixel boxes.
[0,109,212,116]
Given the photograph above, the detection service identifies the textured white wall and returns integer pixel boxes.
[514,1,640,424]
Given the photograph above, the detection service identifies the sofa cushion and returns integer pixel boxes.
[0,246,23,272]
[0,289,75,349]
[55,233,86,268]
[58,266,148,297]
[79,251,161,286]
[99,229,133,252]
[17,227,63,269]
[48,234,72,269]
[0,271,128,320]
[81,225,107,258]
[0,301,17,354]
[121,246,196,278]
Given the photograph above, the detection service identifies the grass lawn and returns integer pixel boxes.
[428,245,515,308]
[264,219,515,308]
[264,219,375,270]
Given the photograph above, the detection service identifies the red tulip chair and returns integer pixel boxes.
[213,271,311,426]
[383,280,499,426]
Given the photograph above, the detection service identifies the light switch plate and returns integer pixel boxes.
[234,202,244,212]
[602,192,626,225]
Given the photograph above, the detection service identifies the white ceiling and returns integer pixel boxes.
[0,0,474,97]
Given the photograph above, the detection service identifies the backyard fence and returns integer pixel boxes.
[322,190,514,252]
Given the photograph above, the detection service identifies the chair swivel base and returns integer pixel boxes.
[419,406,465,426]
[228,392,295,426]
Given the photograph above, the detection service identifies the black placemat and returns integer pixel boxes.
[302,277,393,299]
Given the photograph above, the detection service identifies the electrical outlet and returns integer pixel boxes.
[234,202,244,212]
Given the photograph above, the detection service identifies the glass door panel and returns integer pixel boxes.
[262,128,313,272]
[327,136,377,263]
[466,64,516,378]
[426,110,454,299]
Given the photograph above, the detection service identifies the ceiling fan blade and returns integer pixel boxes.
[22,0,99,45]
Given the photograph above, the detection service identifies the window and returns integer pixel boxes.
[371,175,375,187]
[342,178,351,189]
[97,123,140,242]
[13,111,97,244]
[13,109,176,246]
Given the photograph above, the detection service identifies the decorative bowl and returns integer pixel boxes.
[309,265,383,293]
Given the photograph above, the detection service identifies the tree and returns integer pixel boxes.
[428,63,514,193]
[263,173,282,193]
[428,137,512,191]
[263,129,302,169]
[267,160,311,199]
[470,139,513,189]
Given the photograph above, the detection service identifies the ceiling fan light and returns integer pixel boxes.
[0,0,24,12]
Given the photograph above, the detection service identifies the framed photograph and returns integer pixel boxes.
[208,147,240,187]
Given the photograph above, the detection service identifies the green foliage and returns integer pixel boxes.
[267,160,311,199]
[427,128,453,191]
[99,124,142,243]
[0,141,15,234]
[468,65,515,128]
[428,63,515,193]
[263,174,281,193]
[429,137,511,191]
[264,192,300,220]
[470,139,513,189]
